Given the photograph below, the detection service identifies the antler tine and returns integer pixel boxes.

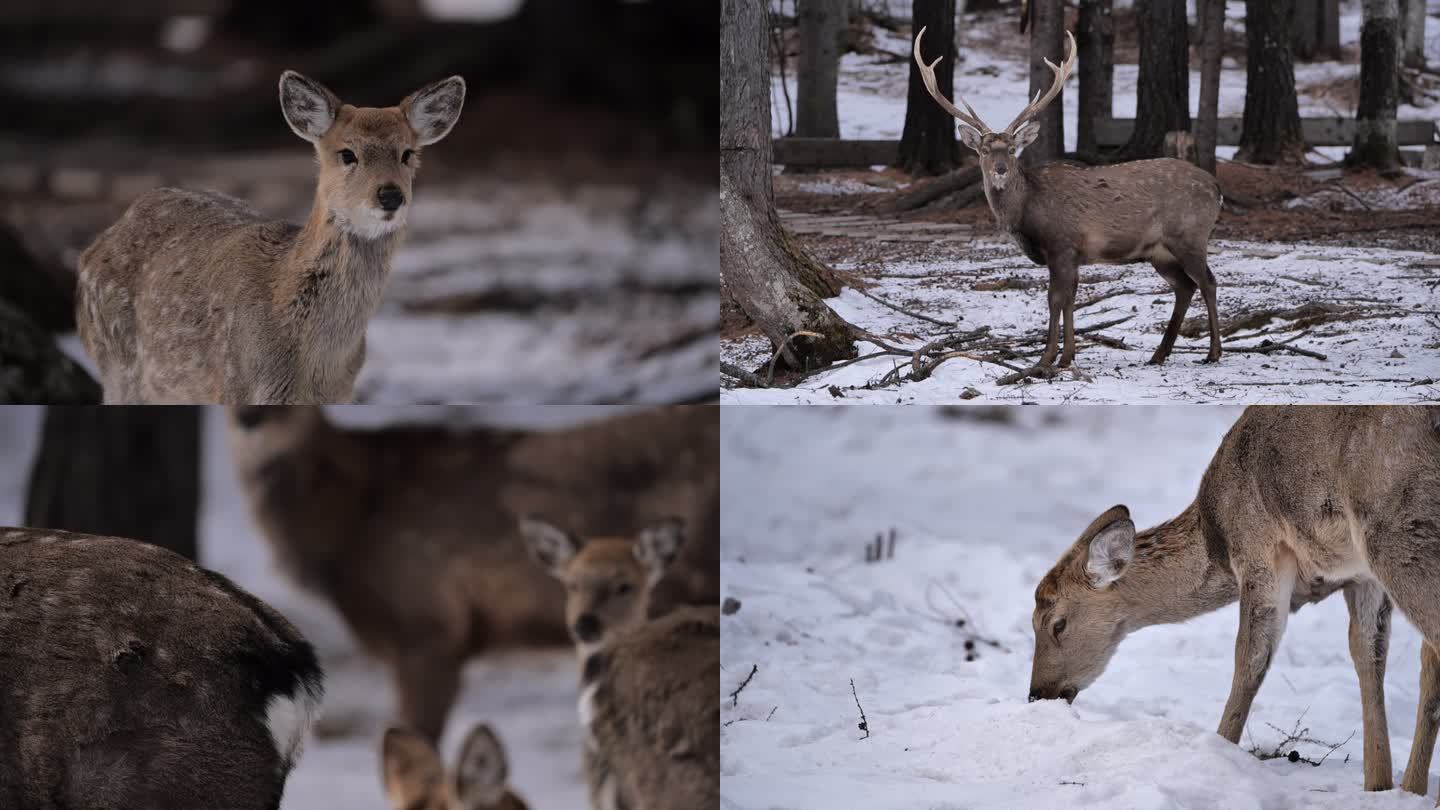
[1005,29,1077,135]
[913,26,991,135]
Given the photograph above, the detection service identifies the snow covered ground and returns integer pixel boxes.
[719,406,1437,809]
[0,407,619,809]
[722,236,1440,404]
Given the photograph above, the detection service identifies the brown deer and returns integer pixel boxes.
[1029,406,1440,799]
[381,723,529,810]
[0,527,323,810]
[913,28,1222,374]
[76,71,466,403]
[226,405,718,744]
[520,517,719,810]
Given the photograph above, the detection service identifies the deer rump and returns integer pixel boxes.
[0,528,321,810]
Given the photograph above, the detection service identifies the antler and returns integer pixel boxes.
[1004,29,1077,135]
[913,26,991,135]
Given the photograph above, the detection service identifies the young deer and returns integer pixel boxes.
[226,405,718,744]
[76,71,466,403]
[382,724,529,810]
[913,28,1222,373]
[520,517,720,810]
[1030,406,1440,799]
[0,527,323,810]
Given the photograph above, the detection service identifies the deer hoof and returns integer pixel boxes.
[1195,355,1220,365]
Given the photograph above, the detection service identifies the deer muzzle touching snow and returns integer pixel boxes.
[913,28,1223,373]
[1029,405,1440,799]
[77,71,466,404]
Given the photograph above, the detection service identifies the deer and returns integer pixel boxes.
[225,404,719,745]
[75,71,466,404]
[381,723,529,810]
[0,526,324,810]
[520,516,720,810]
[913,28,1223,375]
[1029,405,1440,799]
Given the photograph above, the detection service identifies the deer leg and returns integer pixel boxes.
[1177,252,1222,363]
[1344,581,1395,791]
[1058,264,1081,368]
[1040,260,1076,369]
[1217,558,1296,744]
[1403,642,1440,797]
[1149,261,1195,365]
[391,646,463,744]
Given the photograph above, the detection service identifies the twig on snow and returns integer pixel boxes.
[730,664,758,708]
[766,330,823,385]
[850,678,870,739]
[853,287,960,327]
[1248,709,1355,767]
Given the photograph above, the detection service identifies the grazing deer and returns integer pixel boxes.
[1029,406,1440,798]
[226,405,718,743]
[521,517,720,810]
[76,71,466,403]
[0,527,323,810]
[382,724,529,810]
[913,28,1222,372]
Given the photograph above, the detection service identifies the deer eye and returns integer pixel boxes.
[339,149,358,165]
[616,583,633,596]
[401,149,414,165]
[1053,618,1067,638]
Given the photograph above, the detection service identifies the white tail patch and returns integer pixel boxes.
[267,679,323,771]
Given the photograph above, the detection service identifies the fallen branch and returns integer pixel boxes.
[1076,287,1136,310]
[767,330,824,385]
[850,678,870,740]
[853,287,959,327]
[730,664,759,708]
[721,361,766,387]
[878,166,981,213]
[1248,710,1354,768]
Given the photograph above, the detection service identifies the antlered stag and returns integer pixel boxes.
[913,29,1222,373]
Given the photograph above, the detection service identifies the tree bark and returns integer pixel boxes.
[1196,0,1225,173]
[1237,0,1306,164]
[1076,0,1115,155]
[1122,0,1189,160]
[1347,0,1402,172]
[797,0,843,137]
[721,0,856,371]
[0,301,100,404]
[1292,0,1320,60]
[25,407,200,560]
[1320,0,1341,58]
[1400,0,1426,69]
[1023,0,1065,166]
[900,0,961,176]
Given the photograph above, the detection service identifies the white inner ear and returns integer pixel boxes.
[518,517,576,575]
[454,726,507,806]
[278,72,337,143]
[959,125,983,152]
[1013,121,1041,155]
[1085,519,1136,589]
[406,77,466,146]
[634,521,683,587]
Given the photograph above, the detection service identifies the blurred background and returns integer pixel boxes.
[0,0,717,404]
[0,403,712,809]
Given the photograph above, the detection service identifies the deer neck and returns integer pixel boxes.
[1110,502,1239,630]
[982,164,1033,233]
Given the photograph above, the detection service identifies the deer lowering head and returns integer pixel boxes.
[911,28,1222,373]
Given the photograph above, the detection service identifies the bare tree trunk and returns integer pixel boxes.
[1076,0,1115,155]
[900,0,961,176]
[25,407,200,560]
[721,0,856,371]
[1196,0,1224,173]
[1400,0,1426,68]
[1237,0,1306,164]
[1321,0,1341,57]
[1023,0,1064,165]
[1348,0,1402,172]
[797,0,843,137]
[1292,0,1320,60]
[1122,0,1189,160]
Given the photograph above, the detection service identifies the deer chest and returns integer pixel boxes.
[1009,229,1048,266]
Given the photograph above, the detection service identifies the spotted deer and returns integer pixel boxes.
[521,517,720,810]
[381,723,529,810]
[76,71,466,403]
[1029,406,1440,799]
[0,527,323,810]
[226,405,718,744]
[913,28,1222,373]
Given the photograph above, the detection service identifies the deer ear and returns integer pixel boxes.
[381,727,444,808]
[279,71,340,143]
[634,517,685,586]
[402,75,466,146]
[959,125,983,152]
[454,723,509,808]
[1085,511,1136,589]
[518,516,579,578]
[1012,121,1041,154]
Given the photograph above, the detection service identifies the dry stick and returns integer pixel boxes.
[766,330,824,385]
[853,287,959,327]
[721,361,766,387]
[731,664,758,708]
[850,678,870,739]
[1075,287,1137,310]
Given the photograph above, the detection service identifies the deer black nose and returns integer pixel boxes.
[377,185,405,211]
[994,162,1008,176]
[573,614,601,642]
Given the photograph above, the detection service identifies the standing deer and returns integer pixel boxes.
[226,405,718,744]
[521,517,720,810]
[381,723,529,810]
[76,71,466,403]
[0,527,323,810]
[1029,406,1440,799]
[913,29,1222,373]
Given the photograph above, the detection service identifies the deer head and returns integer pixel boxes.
[912,27,1076,190]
